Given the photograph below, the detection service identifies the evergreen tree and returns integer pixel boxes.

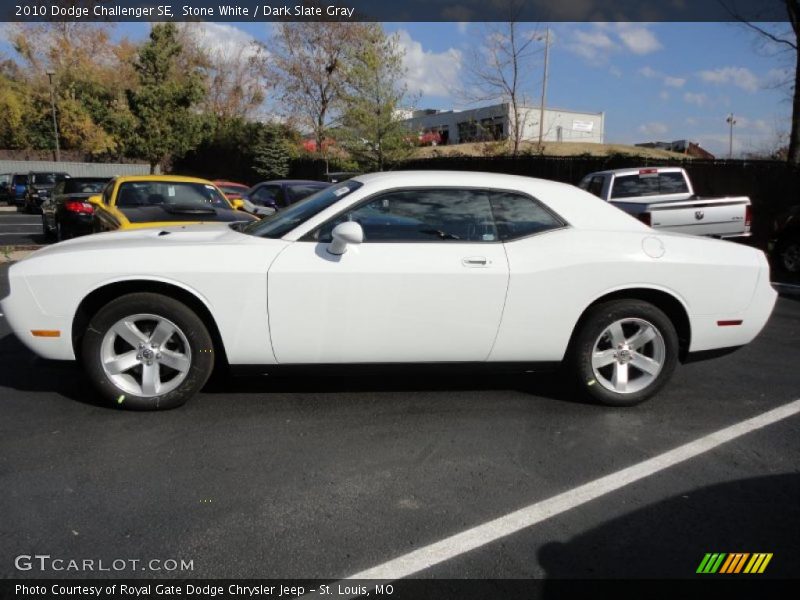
[127,24,207,173]
[252,124,291,180]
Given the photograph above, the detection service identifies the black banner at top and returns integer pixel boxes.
[0,0,794,23]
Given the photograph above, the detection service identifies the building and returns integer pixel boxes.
[400,103,605,146]
[635,140,715,159]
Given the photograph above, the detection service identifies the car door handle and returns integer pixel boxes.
[462,256,489,267]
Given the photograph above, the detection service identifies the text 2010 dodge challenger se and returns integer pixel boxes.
[0,171,777,410]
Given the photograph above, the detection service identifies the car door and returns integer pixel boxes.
[267,188,510,364]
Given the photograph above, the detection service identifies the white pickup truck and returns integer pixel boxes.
[578,167,751,239]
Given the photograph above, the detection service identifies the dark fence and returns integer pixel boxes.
[319,155,800,248]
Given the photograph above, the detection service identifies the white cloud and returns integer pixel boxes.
[638,121,669,136]
[615,24,662,55]
[684,92,709,107]
[639,66,685,88]
[698,66,759,93]
[567,28,615,61]
[659,90,670,101]
[565,23,661,63]
[457,22,469,35]
[396,29,463,98]
[181,22,262,60]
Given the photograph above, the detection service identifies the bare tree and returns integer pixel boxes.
[461,16,545,156]
[270,22,369,157]
[726,0,799,165]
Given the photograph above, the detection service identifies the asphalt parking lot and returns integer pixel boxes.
[0,208,45,246]
[0,263,798,583]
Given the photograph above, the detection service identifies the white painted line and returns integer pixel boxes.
[343,398,800,582]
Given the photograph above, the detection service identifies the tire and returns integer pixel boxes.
[777,236,800,274]
[568,300,679,407]
[55,220,70,242]
[81,293,215,410]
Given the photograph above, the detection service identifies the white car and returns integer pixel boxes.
[0,171,777,410]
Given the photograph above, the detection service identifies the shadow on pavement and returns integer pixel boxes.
[538,473,800,581]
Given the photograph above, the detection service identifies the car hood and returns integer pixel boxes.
[22,223,254,260]
[119,204,252,224]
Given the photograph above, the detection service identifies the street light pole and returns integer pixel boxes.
[726,112,736,159]
[537,28,550,148]
[46,71,60,162]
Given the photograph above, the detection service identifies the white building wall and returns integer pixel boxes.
[403,103,604,145]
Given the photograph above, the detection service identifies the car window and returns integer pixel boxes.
[251,185,283,206]
[611,172,689,199]
[583,176,604,198]
[13,175,28,185]
[243,180,363,239]
[65,179,108,194]
[52,182,65,196]
[489,191,565,240]
[116,181,229,209]
[287,184,328,204]
[102,181,115,204]
[315,188,498,243]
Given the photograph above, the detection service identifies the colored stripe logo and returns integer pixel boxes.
[697,553,773,574]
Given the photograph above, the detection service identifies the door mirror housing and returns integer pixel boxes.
[328,221,363,255]
[87,195,103,206]
[230,198,245,210]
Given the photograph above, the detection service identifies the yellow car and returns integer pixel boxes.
[88,175,258,232]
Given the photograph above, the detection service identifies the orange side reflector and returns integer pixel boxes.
[31,330,61,338]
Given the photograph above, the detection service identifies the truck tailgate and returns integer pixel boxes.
[646,196,750,237]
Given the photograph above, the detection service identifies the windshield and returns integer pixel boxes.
[242,180,363,239]
[116,181,230,209]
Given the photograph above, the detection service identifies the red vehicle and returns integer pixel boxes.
[213,181,250,202]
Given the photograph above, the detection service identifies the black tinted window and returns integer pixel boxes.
[64,179,108,194]
[251,185,283,206]
[490,192,564,240]
[287,184,328,203]
[611,172,689,199]
[317,189,497,243]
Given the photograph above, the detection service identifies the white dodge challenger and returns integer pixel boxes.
[0,171,777,410]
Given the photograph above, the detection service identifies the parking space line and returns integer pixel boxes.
[342,398,800,581]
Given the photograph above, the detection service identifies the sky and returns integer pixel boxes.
[1,20,795,157]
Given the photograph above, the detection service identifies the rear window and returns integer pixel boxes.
[13,175,28,184]
[611,172,689,199]
[65,179,108,194]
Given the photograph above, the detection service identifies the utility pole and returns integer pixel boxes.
[46,71,60,162]
[537,28,550,148]
[726,113,737,159]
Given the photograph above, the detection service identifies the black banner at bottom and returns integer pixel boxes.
[1,579,797,600]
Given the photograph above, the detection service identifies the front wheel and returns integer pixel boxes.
[82,293,215,410]
[568,300,679,406]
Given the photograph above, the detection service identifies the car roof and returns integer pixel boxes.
[213,180,248,187]
[257,179,328,186]
[582,166,686,178]
[114,175,216,185]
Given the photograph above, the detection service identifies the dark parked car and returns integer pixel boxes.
[41,177,110,241]
[0,173,11,204]
[8,173,29,207]
[770,204,800,274]
[23,171,69,214]
[246,179,330,211]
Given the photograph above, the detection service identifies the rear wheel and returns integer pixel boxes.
[778,235,800,274]
[82,293,215,410]
[569,300,679,406]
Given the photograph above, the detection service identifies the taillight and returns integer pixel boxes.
[745,204,752,229]
[637,212,652,227]
[64,201,94,214]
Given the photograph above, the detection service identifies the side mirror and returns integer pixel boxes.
[328,221,363,255]
[231,198,245,210]
[87,195,103,206]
